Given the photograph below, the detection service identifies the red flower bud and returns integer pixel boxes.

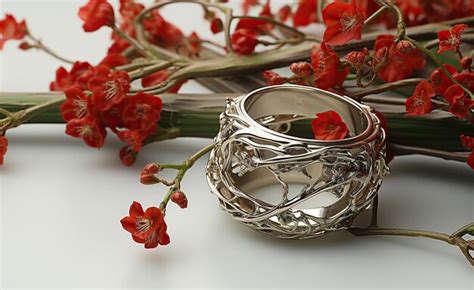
[210,17,223,34]
[140,163,161,185]
[461,57,472,71]
[18,42,31,50]
[170,191,188,209]
[290,62,313,78]
[345,48,368,71]
[278,5,291,22]
[262,70,285,85]
[0,136,8,166]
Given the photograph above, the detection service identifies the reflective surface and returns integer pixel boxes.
[207,85,388,239]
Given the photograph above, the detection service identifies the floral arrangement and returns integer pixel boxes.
[0,0,473,264]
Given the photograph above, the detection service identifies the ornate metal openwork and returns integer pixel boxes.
[206,85,388,239]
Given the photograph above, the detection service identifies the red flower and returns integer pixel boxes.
[454,71,474,92]
[290,62,313,78]
[262,70,285,85]
[65,116,107,148]
[117,130,146,152]
[120,201,170,249]
[0,14,27,50]
[108,38,131,54]
[171,191,188,209]
[460,135,474,170]
[210,17,223,34]
[444,84,473,119]
[98,53,129,69]
[188,32,201,55]
[88,67,130,111]
[119,147,137,166]
[279,5,291,23]
[293,0,318,27]
[430,64,458,97]
[460,135,474,151]
[0,136,8,166]
[311,110,349,140]
[144,11,184,49]
[468,151,474,170]
[78,0,115,32]
[231,29,258,55]
[322,0,365,46]
[405,80,436,115]
[461,57,472,71]
[140,163,160,185]
[122,92,163,131]
[437,24,467,54]
[119,0,144,21]
[374,35,425,82]
[242,0,259,15]
[141,70,185,93]
[311,43,349,89]
[60,87,93,122]
[50,61,94,91]
[345,48,368,71]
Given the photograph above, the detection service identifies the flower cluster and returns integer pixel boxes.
[120,201,170,249]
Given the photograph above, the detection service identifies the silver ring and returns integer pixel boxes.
[206,85,388,239]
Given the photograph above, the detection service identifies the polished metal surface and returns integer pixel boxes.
[206,85,388,239]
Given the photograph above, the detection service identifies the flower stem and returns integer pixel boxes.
[349,226,474,266]
[159,143,214,210]
[26,32,74,64]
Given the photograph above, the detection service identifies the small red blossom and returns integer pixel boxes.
[290,62,313,78]
[98,53,129,69]
[108,38,131,54]
[65,116,107,148]
[60,87,93,122]
[210,17,223,34]
[293,0,318,27]
[122,92,163,131]
[144,11,184,49]
[188,32,201,55]
[231,29,258,55]
[311,110,349,141]
[460,135,474,151]
[0,14,27,50]
[171,191,188,209]
[454,71,474,92]
[50,61,94,91]
[140,163,160,185]
[88,67,130,111]
[430,64,458,97]
[460,135,474,170]
[374,35,425,82]
[405,80,436,116]
[78,0,115,32]
[444,84,473,119]
[311,43,349,89]
[262,70,285,85]
[461,57,472,71]
[0,136,8,166]
[322,0,365,46]
[345,48,368,71]
[141,70,185,93]
[437,24,467,54]
[120,201,170,249]
[278,5,291,23]
[119,0,144,21]
[119,146,137,166]
[117,130,145,152]
[242,0,258,15]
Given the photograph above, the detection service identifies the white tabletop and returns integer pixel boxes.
[1,1,473,289]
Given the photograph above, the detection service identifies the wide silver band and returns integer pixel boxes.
[206,85,388,239]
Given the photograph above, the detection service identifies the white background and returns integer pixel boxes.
[1,1,473,289]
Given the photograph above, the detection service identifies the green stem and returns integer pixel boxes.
[159,143,214,210]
